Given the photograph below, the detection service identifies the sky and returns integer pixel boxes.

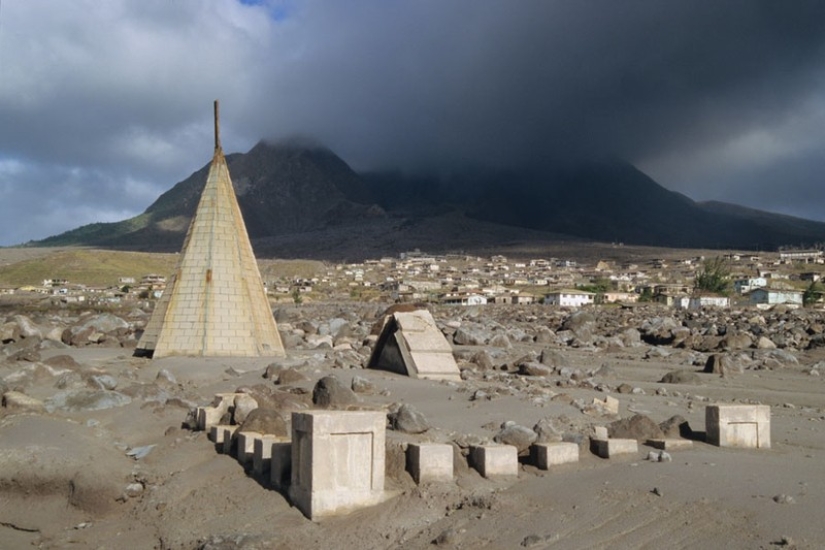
[1,0,825,246]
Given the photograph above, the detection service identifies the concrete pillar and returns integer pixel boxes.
[407,443,454,484]
[591,438,638,458]
[289,411,386,519]
[706,404,770,449]
[270,441,292,489]
[531,442,579,469]
[236,431,261,467]
[470,445,518,478]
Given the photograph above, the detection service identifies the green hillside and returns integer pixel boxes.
[0,249,178,287]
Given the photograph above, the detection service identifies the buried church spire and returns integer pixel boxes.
[134,101,285,358]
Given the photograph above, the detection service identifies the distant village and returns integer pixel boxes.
[2,248,824,311]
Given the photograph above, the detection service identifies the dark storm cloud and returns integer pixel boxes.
[253,1,825,174]
[1,0,825,245]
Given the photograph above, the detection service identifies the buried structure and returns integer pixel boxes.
[134,101,285,359]
[367,307,461,381]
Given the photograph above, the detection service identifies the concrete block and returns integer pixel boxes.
[591,438,638,458]
[210,424,234,444]
[531,442,579,469]
[407,443,454,484]
[237,431,261,466]
[196,393,241,431]
[645,438,693,451]
[289,411,386,519]
[601,396,620,415]
[270,441,292,489]
[221,425,239,454]
[252,435,282,477]
[470,445,518,478]
[706,404,770,449]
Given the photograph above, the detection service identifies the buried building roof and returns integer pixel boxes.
[367,308,461,381]
[134,102,285,359]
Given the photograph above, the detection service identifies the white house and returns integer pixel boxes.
[688,294,730,309]
[749,288,804,309]
[733,277,767,294]
[441,292,488,306]
[544,289,595,308]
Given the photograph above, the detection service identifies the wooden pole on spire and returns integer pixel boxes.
[214,100,221,152]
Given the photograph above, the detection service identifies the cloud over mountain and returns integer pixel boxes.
[1,1,825,245]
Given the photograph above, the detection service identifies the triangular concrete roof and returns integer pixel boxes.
[367,308,460,381]
[135,103,285,358]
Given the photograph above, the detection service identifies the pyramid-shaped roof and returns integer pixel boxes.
[135,102,285,358]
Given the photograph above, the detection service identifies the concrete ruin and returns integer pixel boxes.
[407,443,454,484]
[196,393,245,431]
[470,445,519,478]
[367,308,461,381]
[706,404,771,449]
[289,411,387,519]
[134,101,284,359]
[531,442,579,469]
[591,438,638,458]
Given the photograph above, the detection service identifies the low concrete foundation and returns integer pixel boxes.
[531,442,579,469]
[270,441,292,489]
[196,393,242,431]
[470,445,518,478]
[646,438,693,451]
[591,438,638,458]
[221,425,239,454]
[252,435,281,477]
[407,443,454,484]
[236,431,261,467]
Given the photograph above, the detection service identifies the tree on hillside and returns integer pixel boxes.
[804,281,823,306]
[694,257,731,295]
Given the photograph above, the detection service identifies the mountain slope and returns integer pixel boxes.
[32,141,825,256]
[37,141,384,251]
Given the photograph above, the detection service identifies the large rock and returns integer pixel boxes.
[755,336,777,350]
[640,317,680,345]
[659,415,693,439]
[494,423,538,454]
[311,375,359,408]
[607,414,665,441]
[388,403,430,434]
[723,333,753,350]
[0,322,21,343]
[704,354,744,375]
[238,408,288,437]
[540,349,569,369]
[232,393,259,424]
[45,389,132,412]
[561,311,595,332]
[2,391,45,413]
[78,313,130,334]
[619,327,642,347]
[489,333,512,349]
[453,325,491,346]
[275,368,310,385]
[518,361,554,377]
[12,315,42,339]
[659,370,701,385]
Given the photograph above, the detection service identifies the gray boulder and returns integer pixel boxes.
[238,408,288,437]
[659,370,701,385]
[389,403,430,434]
[607,414,664,441]
[46,389,131,412]
[494,423,538,454]
[312,375,359,408]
